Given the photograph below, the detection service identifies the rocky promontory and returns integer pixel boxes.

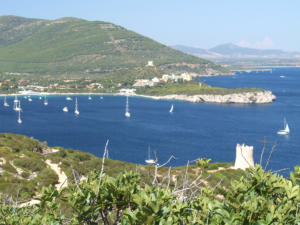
[138,91,276,104]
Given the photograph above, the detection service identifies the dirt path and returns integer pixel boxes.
[19,160,68,207]
[45,160,68,189]
[207,166,235,173]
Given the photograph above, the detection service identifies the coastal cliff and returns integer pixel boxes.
[138,90,276,104]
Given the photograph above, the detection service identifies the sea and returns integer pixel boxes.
[0,67,299,175]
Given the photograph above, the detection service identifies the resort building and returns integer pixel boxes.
[181,72,193,81]
[119,88,136,95]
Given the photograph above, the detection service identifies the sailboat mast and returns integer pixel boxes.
[148,145,150,159]
[126,96,129,113]
[76,98,78,110]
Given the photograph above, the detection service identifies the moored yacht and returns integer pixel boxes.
[277,118,290,135]
[145,145,157,164]
[62,106,68,112]
[125,96,130,118]
[17,110,22,124]
[169,104,174,113]
[74,97,79,115]
[3,96,9,107]
[44,96,48,106]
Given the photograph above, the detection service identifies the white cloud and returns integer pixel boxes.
[236,37,274,49]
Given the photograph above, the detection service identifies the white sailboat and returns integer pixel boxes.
[13,96,19,110]
[17,110,22,124]
[145,145,156,164]
[277,118,290,135]
[169,104,174,113]
[62,106,68,112]
[14,100,21,112]
[66,96,72,101]
[88,95,92,100]
[44,96,48,106]
[3,96,9,107]
[74,97,79,115]
[125,96,130,118]
[28,97,32,102]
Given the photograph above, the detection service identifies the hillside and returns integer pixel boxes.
[0,133,244,201]
[0,133,299,224]
[0,15,228,77]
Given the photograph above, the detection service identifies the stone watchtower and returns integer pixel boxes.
[234,144,254,170]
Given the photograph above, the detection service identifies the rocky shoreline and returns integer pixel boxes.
[0,90,276,104]
[136,90,276,104]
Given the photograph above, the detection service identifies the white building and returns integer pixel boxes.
[119,88,136,95]
[152,77,160,83]
[181,73,193,81]
[162,74,169,82]
[133,79,153,87]
[147,61,154,67]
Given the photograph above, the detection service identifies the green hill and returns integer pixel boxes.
[0,133,299,224]
[0,15,228,76]
[0,133,242,201]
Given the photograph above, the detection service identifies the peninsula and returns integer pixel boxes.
[0,15,275,104]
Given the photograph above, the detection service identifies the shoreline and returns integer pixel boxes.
[0,90,276,104]
[133,91,276,104]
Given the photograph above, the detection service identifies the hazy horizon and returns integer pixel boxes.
[1,1,299,51]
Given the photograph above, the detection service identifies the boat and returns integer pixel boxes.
[88,95,92,100]
[28,97,32,102]
[277,118,290,135]
[3,96,9,107]
[13,96,19,110]
[44,96,48,106]
[169,104,174,113]
[145,145,156,164]
[66,96,72,101]
[74,97,79,115]
[39,96,42,100]
[125,96,130,118]
[62,106,68,112]
[100,96,103,99]
[280,75,285,78]
[17,110,22,124]
[14,100,21,112]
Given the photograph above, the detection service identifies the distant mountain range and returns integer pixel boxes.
[173,43,300,59]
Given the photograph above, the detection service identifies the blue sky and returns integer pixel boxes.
[1,0,299,51]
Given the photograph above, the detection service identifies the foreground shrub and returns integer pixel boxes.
[0,165,299,224]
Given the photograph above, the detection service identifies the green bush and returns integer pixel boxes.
[14,157,46,172]
[1,165,297,224]
[37,168,58,187]
[21,171,30,179]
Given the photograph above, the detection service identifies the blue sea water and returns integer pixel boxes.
[0,67,299,175]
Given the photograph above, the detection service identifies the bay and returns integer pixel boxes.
[0,67,299,175]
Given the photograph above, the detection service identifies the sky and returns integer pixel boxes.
[1,0,300,51]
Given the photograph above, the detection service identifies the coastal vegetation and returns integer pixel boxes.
[0,133,242,200]
[136,81,264,96]
[0,133,299,224]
